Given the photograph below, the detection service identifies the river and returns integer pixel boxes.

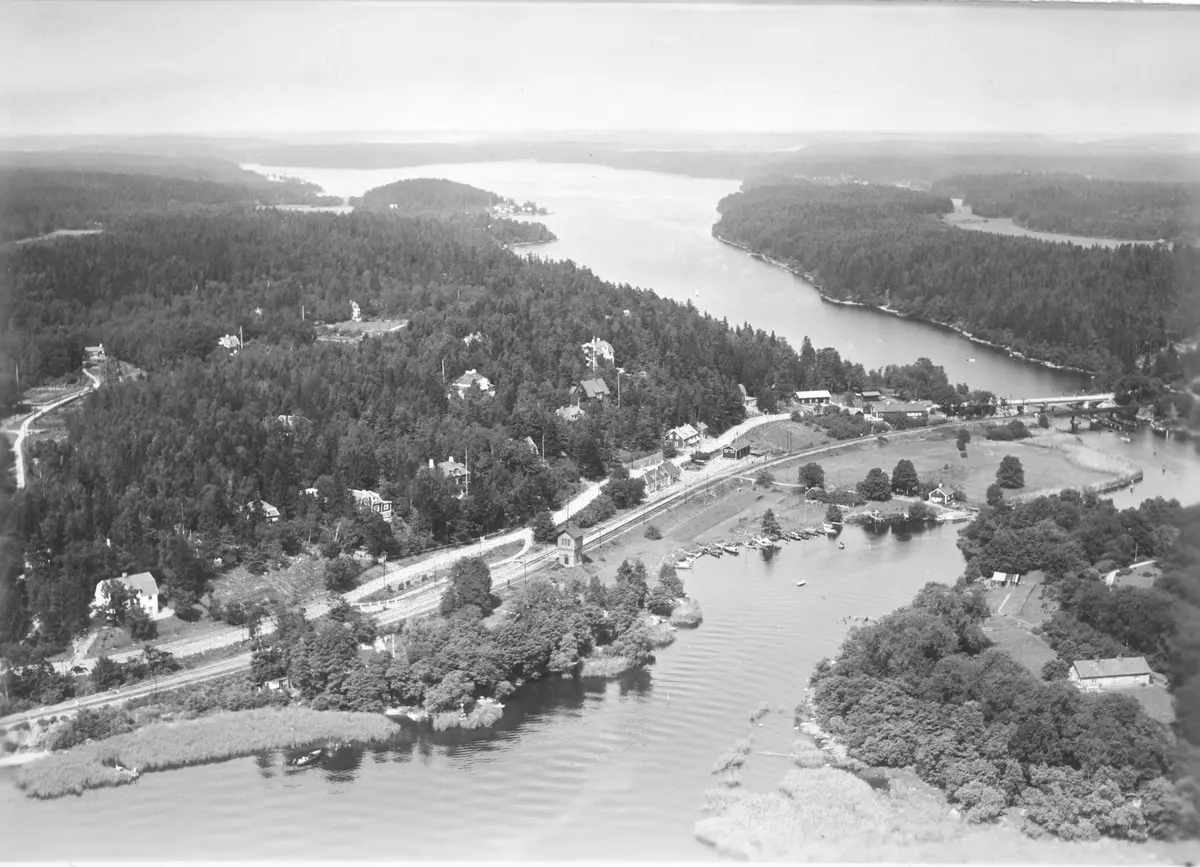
[3,161,1197,860]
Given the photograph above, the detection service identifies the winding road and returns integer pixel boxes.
[8,368,100,490]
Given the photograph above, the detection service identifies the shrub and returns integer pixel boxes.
[643,524,662,540]
[985,426,1015,442]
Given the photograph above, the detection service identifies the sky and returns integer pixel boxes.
[1,1,1198,138]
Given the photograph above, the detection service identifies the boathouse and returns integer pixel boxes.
[927,485,952,506]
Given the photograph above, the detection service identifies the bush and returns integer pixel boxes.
[798,462,825,489]
[532,510,558,544]
[754,469,775,487]
[323,557,361,592]
[985,426,1015,441]
[45,707,136,751]
[574,494,617,528]
[643,524,662,540]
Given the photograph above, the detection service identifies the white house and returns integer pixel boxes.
[927,485,952,506]
[1069,657,1154,691]
[795,389,832,406]
[666,424,701,450]
[92,572,160,619]
[582,336,615,367]
[351,489,393,519]
[452,369,494,397]
[556,404,586,422]
[244,500,281,523]
[434,457,471,498]
[84,344,107,364]
[218,334,242,352]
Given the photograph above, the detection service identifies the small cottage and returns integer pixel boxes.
[351,489,394,519]
[927,485,951,506]
[666,424,701,450]
[557,526,585,567]
[794,390,832,406]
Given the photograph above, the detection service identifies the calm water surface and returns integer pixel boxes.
[945,198,1159,250]
[1,524,967,860]
[4,163,1196,860]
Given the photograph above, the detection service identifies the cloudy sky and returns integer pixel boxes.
[2,1,1198,137]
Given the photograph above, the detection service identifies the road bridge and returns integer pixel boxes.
[1003,393,1115,410]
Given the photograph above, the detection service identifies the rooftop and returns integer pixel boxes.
[1072,657,1154,679]
[875,401,929,414]
[580,378,611,400]
[103,572,158,597]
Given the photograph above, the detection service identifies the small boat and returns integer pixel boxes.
[796,580,808,587]
[291,748,324,768]
[676,557,694,569]
[719,542,739,555]
[707,546,723,557]
[822,523,837,534]
[968,358,976,363]
[838,542,846,550]
[1120,436,1132,443]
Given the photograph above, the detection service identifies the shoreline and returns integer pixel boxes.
[713,233,1095,377]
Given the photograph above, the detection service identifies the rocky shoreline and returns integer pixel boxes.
[713,233,1095,376]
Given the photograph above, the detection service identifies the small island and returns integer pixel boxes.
[349,177,556,247]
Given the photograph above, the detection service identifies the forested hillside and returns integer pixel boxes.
[350,177,501,212]
[714,181,1200,374]
[0,167,337,242]
[932,173,1200,243]
[1,207,868,651]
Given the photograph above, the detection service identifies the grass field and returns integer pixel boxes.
[982,618,1057,676]
[767,427,1120,506]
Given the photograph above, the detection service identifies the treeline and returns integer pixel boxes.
[932,173,1200,243]
[810,580,1195,841]
[714,181,1200,374]
[0,167,337,243]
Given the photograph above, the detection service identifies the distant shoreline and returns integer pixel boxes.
[712,233,1095,378]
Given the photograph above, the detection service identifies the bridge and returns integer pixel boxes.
[1003,393,1115,410]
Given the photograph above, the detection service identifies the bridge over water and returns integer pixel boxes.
[1003,393,1115,410]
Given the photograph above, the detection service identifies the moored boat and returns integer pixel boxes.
[796,580,807,587]
[290,748,324,768]
[719,542,739,555]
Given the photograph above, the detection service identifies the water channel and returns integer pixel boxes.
[3,161,1196,860]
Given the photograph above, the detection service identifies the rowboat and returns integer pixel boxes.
[796,580,807,587]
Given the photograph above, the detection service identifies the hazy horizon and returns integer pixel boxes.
[2,2,1198,138]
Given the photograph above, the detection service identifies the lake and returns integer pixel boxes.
[4,161,1196,860]
[944,198,1158,250]
[243,161,1096,398]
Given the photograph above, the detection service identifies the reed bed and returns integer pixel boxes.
[695,767,893,860]
[429,699,506,731]
[16,707,399,799]
[669,598,704,628]
[579,654,633,678]
[750,701,772,723]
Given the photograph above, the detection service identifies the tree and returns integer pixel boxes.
[95,580,134,627]
[1038,412,1051,429]
[997,455,1025,489]
[956,429,971,451]
[126,605,157,641]
[532,510,558,544]
[891,459,919,495]
[324,557,360,592]
[658,562,685,598]
[754,468,775,487]
[798,462,825,490]
[857,468,892,502]
[825,504,844,524]
[439,557,494,617]
[762,509,781,537]
[986,483,1005,508]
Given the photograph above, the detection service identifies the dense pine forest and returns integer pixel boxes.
[350,178,557,246]
[0,167,337,243]
[931,173,1200,243]
[713,181,1200,375]
[0,206,868,653]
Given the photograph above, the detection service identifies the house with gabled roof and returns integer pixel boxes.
[666,424,701,450]
[351,489,393,519]
[927,485,952,506]
[580,377,611,401]
[1069,657,1154,691]
[556,404,586,422]
[92,572,161,619]
[557,525,585,567]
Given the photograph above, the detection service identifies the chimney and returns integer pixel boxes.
[429,458,434,470]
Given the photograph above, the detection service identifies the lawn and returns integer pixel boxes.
[736,420,829,456]
[981,617,1057,677]
[772,427,1119,506]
